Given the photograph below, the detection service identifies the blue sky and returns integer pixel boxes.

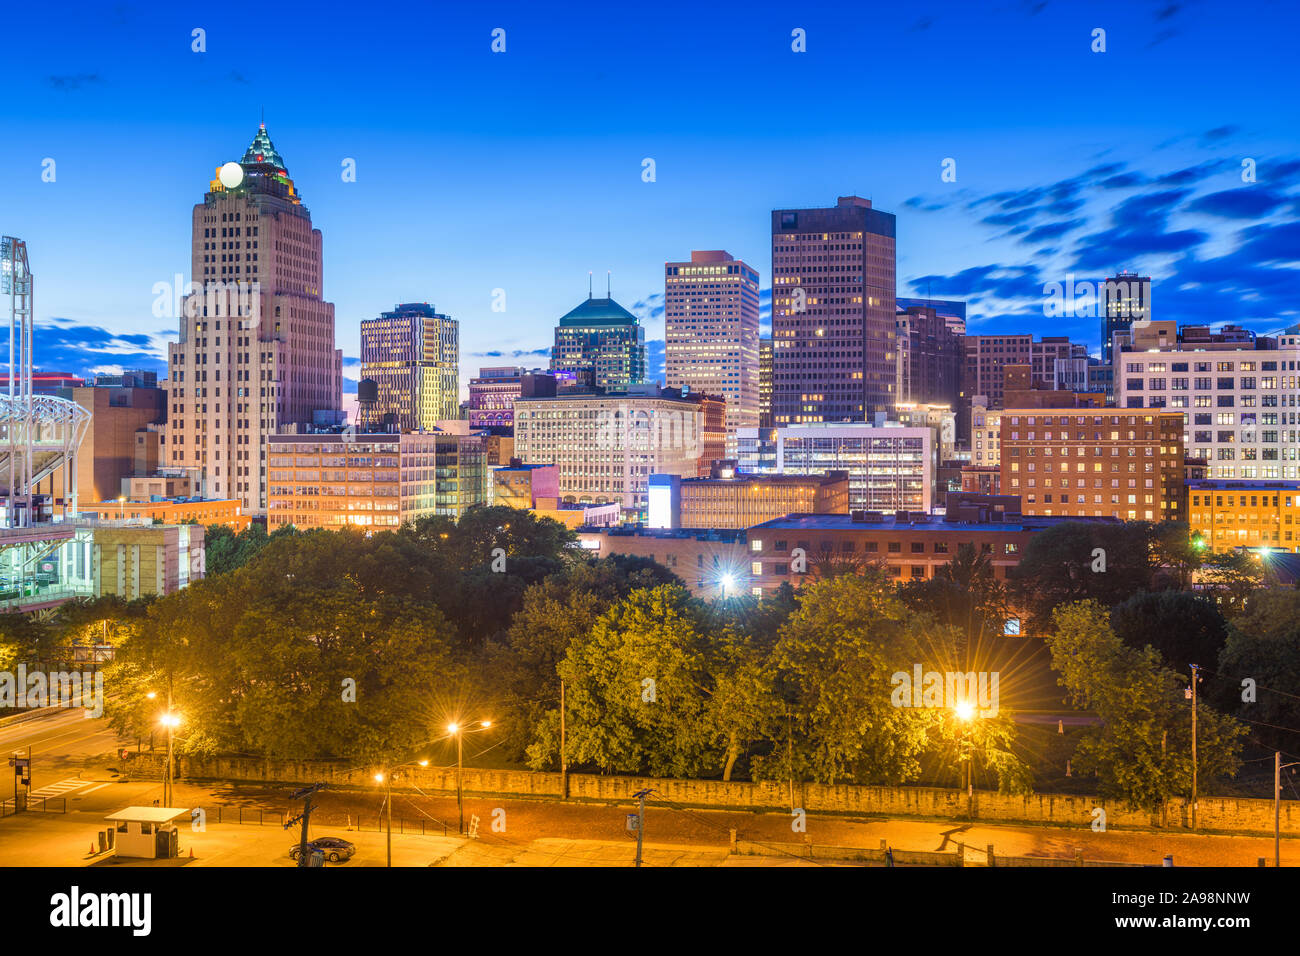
[1,0,1296,395]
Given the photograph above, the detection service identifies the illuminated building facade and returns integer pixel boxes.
[770,196,897,424]
[1101,271,1151,366]
[1188,480,1300,553]
[360,303,459,431]
[166,124,343,516]
[550,295,646,389]
[1000,408,1184,521]
[267,427,487,530]
[664,251,760,454]
[513,386,714,519]
[759,337,773,428]
[672,465,850,530]
[467,367,555,430]
[1114,324,1300,480]
[736,422,936,513]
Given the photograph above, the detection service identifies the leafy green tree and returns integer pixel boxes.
[1045,601,1245,811]
[534,584,717,777]
[1110,590,1227,676]
[489,556,685,763]
[1200,550,1265,614]
[203,522,297,576]
[1011,521,1157,632]
[1215,589,1300,751]
[900,543,1009,646]
[754,570,937,787]
[1152,521,1203,590]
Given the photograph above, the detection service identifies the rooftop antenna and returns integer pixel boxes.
[260,106,264,129]
[588,271,592,300]
[606,270,611,298]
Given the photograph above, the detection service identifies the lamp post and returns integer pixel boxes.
[1277,753,1299,868]
[374,771,392,867]
[448,719,492,836]
[159,710,180,807]
[145,691,156,751]
[117,496,125,520]
[954,700,975,812]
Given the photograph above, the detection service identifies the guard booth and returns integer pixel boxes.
[104,807,189,859]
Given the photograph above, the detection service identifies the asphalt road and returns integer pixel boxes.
[1,711,1295,867]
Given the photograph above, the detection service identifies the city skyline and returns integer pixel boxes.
[3,0,1297,401]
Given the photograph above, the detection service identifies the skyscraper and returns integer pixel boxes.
[664,250,760,452]
[770,196,897,424]
[1101,271,1151,366]
[551,292,647,389]
[759,337,773,428]
[166,124,342,514]
[360,303,459,430]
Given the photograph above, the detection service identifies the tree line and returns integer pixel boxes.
[1,509,1294,811]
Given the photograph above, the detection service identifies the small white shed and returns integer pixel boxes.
[105,807,189,859]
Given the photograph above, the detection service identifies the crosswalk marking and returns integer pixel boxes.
[26,778,93,799]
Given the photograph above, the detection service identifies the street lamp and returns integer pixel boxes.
[117,496,126,520]
[448,719,493,836]
[374,771,392,867]
[1277,754,1299,868]
[953,701,975,799]
[145,692,157,750]
[159,711,181,807]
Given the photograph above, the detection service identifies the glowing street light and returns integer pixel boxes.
[447,719,494,836]
[159,711,181,807]
[952,700,976,798]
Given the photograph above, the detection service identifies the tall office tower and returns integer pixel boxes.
[770,196,897,424]
[551,292,646,389]
[166,124,343,515]
[897,297,966,334]
[758,337,773,428]
[360,303,460,430]
[1101,271,1151,366]
[664,250,760,453]
[964,334,1088,409]
[894,305,963,409]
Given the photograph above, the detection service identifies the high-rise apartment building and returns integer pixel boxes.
[1101,271,1151,366]
[360,303,459,431]
[551,294,646,389]
[166,124,343,515]
[1000,408,1184,521]
[770,196,897,424]
[895,304,964,410]
[1114,322,1300,480]
[664,251,760,452]
[964,334,1088,409]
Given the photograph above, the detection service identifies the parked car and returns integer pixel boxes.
[288,837,355,864]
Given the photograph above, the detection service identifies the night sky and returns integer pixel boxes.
[2,0,1296,394]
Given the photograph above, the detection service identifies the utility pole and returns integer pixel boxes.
[456,730,464,836]
[1190,663,1199,832]
[559,679,568,800]
[1277,753,1299,868]
[284,783,326,868]
[633,788,653,868]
